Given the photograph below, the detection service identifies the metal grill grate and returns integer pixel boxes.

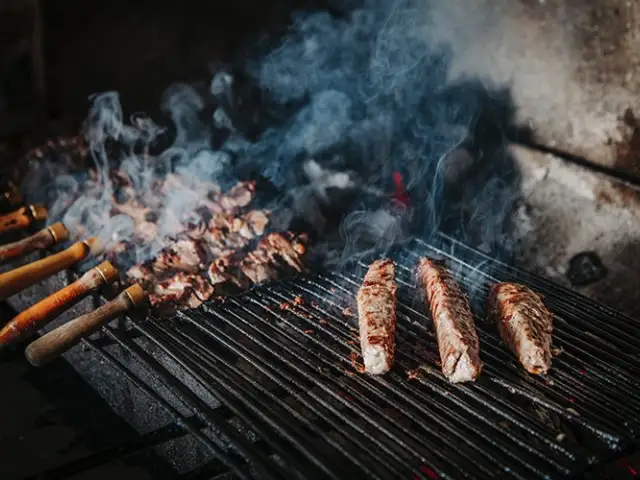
[50,233,640,479]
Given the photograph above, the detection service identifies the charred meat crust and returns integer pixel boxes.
[357,259,397,375]
[113,174,306,313]
[417,257,482,383]
[128,230,307,312]
[486,282,553,375]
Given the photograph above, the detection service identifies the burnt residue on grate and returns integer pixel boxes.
[60,233,637,480]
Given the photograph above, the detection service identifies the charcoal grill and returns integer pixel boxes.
[10,232,640,479]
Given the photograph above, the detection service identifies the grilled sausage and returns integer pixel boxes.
[417,258,482,383]
[357,259,397,375]
[486,282,553,375]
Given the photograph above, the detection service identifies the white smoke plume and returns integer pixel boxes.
[23,0,520,270]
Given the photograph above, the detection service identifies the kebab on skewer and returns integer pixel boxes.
[356,259,397,375]
[417,257,483,383]
[126,230,308,313]
[486,282,553,375]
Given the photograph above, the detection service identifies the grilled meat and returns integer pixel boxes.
[149,272,214,311]
[217,181,255,212]
[240,248,281,284]
[151,237,208,274]
[486,282,553,375]
[96,168,304,314]
[202,210,271,255]
[417,258,482,383]
[207,254,251,292]
[357,259,397,375]
[233,210,269,239]
[207,232,307,287]
[257,232,306,272]
[126,263,156,291]
[127,228,307,314]
[184,209,271,257]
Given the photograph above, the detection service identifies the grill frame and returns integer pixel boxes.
[9,232,640,479]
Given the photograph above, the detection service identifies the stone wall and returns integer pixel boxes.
[429,0,640,180]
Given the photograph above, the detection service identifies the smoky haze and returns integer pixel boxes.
[23,0,521,271]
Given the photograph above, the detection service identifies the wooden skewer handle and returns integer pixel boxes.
[25,284,147,367]
[0,261,119,348]
[0,237,101,300]
[0,223,69,265]
[0,205,48,235]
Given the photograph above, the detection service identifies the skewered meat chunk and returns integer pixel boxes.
[205,231,307,289]
[217,181,255,212]
[417,258,482,383]
[258,232,306,272]
[240,248,280,284]
[232,210,270,239]
[152,237,207,274]
[207,254,251,291]
[126,263,156,291]
[195,210,271,258]
[357,259,397,375]
[203,223,248,253]
[149,272,214,311]
[486,282,553,375]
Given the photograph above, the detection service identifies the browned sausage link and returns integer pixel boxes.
[417,257,482,383]
[356,259,397,375]
[486,282,553,375]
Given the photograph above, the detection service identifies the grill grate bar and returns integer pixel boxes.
[135,322,337,478]
[204,297,492,479]
[77,335,247,479]
[396,245,640,432]
[426,235,640,346]
[101,325,293,480]
[249,284,563,479]
[392,248,639,440]
[178,308,431,480]
[145,318,397,480]
[49,231,640,479]
[286,276,580,476]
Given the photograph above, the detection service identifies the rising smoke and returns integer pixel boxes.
[23,0,520,269]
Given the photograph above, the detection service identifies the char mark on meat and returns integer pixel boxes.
[257,232,306,272]
[150,272,215,313]
[151,237,208,274]
[207,254,251,293]
[239,248,281,285]
[206,231,307,290]
[417,257,482,383]
[203,210,271,254]
[486,282,553,375]
[217,181,256,212]
[357,259,397,375]
[126,263,157,291]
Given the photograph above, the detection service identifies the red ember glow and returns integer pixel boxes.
[392,171,411,208]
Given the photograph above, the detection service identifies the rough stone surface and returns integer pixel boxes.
[429,0,640,179]
[508,144,640,319]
